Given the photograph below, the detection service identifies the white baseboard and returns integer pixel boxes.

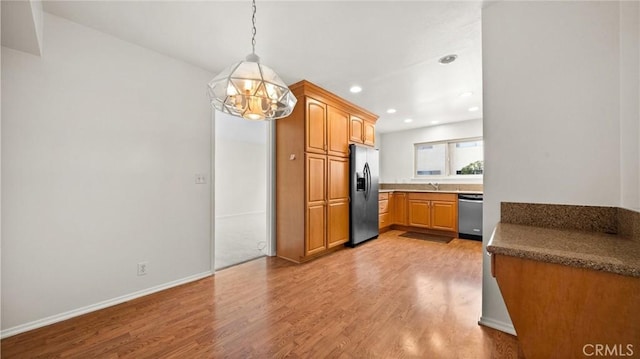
[1,271,213,339]
[215,211,266,220]
[478,316,517,336]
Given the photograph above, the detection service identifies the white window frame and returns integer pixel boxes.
[414,137,483,179]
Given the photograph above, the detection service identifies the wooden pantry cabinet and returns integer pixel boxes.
[276,80,378,263]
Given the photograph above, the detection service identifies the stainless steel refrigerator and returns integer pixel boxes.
[349,144,379,246]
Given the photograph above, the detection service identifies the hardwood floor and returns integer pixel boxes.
[1,230,520,358]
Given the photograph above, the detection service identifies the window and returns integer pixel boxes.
[415,143,446,176]
[415,138,483,177]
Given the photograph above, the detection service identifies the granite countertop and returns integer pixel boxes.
[379,189,483,195]
[487,223,640,278]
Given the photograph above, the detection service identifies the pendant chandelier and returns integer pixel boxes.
[208,0,297,121]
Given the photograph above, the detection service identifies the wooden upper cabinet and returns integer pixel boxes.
[350,116,364,144]
[327,106,350,157]
[305,97,327,154]
[364,121,375,146]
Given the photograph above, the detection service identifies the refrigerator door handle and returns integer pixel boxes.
[367,163,371,199]
[363,162,370,200]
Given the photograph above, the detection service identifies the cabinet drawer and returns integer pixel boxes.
[407,192,457,202]
[379,213,390,229]
[379,199,389,214]
[379,192,389,201]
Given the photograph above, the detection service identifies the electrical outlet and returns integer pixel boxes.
[195,174,207,184]
[137,262,148,276]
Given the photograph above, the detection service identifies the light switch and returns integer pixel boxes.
[195,174,207,184]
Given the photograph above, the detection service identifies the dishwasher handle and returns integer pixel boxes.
[459,198,483,204]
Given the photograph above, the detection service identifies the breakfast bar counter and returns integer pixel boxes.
[486,202,640,359]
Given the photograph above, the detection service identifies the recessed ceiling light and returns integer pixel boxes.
[468,106,480,112]
[431,121,440,124]
[404,119,413,123]
[438,54,458,64]
[459,91,473,98]
[386,108,397,114]
[350,85,362,93]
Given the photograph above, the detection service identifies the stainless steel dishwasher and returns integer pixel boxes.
[458,194,483,240]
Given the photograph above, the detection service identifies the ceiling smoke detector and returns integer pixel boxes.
[438,54,458,64]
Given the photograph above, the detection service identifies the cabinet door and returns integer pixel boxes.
[364,121,375,146]
[350,116,364,143]
[327,106,350,157]
[379,212,390,230]
[327,156,349,202]
[393,193,408,225]
[326,156,349,248]
[408,200,430,228]
[431,200,457,232]
[306,204,327,255]
[327,200,349,248]
[305,97,327,154]
[306,154,327,255]
[306,154,326,204]
[378,198,389,214]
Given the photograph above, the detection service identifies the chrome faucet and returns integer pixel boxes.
[429,182,440,191]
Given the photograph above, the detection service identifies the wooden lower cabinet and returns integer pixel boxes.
[431,200,457,231]
[408,200,431,228]
[389,192,457,234]
[493,254,640,359]
[378,192,390,231]
[406,193,457,232]
[392,193,407,225]
[327,201,349,248]
[327,156,349,248]
[306,204,327,256]
[305,154,328,256]
[305,154,350,255]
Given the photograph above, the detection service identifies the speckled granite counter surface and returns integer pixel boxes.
[488,223,640,277]
[487,202,640,278]
[378,189,482,195]
[379,183,483,195]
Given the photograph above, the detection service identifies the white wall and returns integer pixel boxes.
[0,0,43,56]
[481,1,638,333]
[620,1,640,210]
[214,112,268,269]
[378,119,483,183]
[1,13,213,334]
[215,112,267,217]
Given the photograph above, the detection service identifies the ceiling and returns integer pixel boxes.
[41,1,483,133]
